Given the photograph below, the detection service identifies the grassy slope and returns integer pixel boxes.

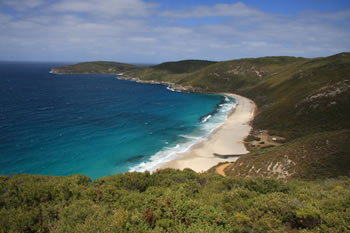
[126,59,217,83]
[176,56,306,92]
[126,53,350,180]
[226,130,350,180]
[1,171,350,232]
[153,60,217,74]
[52,61,137,74]
[222,53,350,179]
[239,53,350,139]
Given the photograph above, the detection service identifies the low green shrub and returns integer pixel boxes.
[0,171,349,232]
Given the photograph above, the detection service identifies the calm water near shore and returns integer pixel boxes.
[0,62,236,179]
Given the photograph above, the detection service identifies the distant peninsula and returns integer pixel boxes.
[50,61,137,74]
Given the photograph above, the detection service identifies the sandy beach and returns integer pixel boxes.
[160,93,256,172]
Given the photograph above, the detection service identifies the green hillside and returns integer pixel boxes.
[175,56,307,92]
[126,59,217,83]
[126,53,350,139]
[126,56,306,91]
[124,53,350,180]
[217,53,350,179]
[1,171,349,232]
[224,129,350,179]
[153,60,217,74]
[240,53,350,139]
[51,61,137,74]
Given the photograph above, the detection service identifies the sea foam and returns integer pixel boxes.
[129,95,237,172]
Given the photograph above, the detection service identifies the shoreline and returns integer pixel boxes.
[116,75,205,93]
[159,93,256,172]
[116,75,257,173]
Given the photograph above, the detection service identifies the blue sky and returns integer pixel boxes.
[0,0,349,63]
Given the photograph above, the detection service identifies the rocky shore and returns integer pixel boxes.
[116,75,205,93]
[49,69,64,74]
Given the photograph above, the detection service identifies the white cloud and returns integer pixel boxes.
[129,37,157,43]
[0,0,45,11]
[0,12,11,22]
[301,10,350,21]
[50,0,158,18]
[160,2,265,18]
[0,0,349,62]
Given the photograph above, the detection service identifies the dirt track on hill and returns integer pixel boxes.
[215,163,231,176]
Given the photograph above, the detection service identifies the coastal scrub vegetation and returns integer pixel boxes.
[1,170,350,232]
[224,129,350,179]
[125,52,350,180]
[122,59,217,84]
[152,60,217,74]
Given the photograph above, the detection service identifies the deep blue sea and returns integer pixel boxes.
[0,62,236,179]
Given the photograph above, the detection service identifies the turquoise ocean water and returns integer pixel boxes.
[0,62,236,179]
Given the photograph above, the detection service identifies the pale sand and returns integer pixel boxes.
[215,163,231,176]
[159,93,256,172]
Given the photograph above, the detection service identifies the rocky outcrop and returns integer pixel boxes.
[295,80,350,114]
[303,80,350,103]
[117,76,205,93]
[50,69,65,74]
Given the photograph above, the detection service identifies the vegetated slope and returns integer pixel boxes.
[176,56,307,92]
[51,61,137,74]
[126,53,350,179]
[129,53,349,138]
[153,60,217,74]
[126,59,217,83]
[1,171,350,232]
[225,130,350,180]
[220,53,350,179]
[240,52,350,139]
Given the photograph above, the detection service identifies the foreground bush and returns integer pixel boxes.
[0,170,349,232]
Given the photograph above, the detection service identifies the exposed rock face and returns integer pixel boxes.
[225,65,264,79]
[303,80,350,102]
[50,69,63,74]
[226,129,350,180]
[295,80,350,114]
[167,84,205,93]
